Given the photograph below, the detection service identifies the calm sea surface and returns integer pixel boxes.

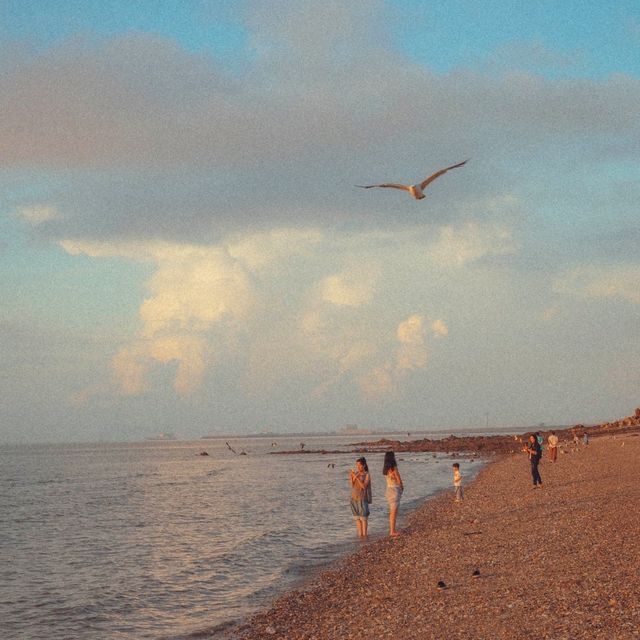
[1,434,486,639]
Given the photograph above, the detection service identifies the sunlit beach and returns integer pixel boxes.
[2,1,639,639]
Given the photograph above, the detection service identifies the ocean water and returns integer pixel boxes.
[0,435,485,639]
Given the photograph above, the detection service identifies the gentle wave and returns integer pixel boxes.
[1,436,485,639]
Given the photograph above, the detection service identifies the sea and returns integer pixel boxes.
[1,433,488,639]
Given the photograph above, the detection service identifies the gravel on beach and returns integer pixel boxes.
[235,434,640,640]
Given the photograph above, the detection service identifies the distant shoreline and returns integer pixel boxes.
[268,410,640,456]
[199,425,560,440]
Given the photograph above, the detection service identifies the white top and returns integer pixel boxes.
[548,434,559,447]
[386,472,400,488]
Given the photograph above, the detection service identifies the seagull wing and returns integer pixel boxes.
[418,159,468,190]
[355,183,410,191]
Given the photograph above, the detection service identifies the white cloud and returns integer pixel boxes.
[61,223,492,401]
[396,314,427,371]
[228,228,324,270]
[554,264,640,304]
[427,222,516,266]
[64,238,254,396]
[431,318,449,337]
[320,267,377,307]
[15,204,59,225]
[149,336,208,396]
[138,249,252,336]
[112,344,150,396]
[357,314,441,399]
[357,364,395,399]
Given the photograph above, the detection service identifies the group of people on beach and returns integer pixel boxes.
[349,452,405,538]
[351,428,588,537]
[349,451,464,538]
[522,429,588,488]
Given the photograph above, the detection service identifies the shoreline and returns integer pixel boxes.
[232,423,640,639]
[271,410,640,457]
[212,451,489,639]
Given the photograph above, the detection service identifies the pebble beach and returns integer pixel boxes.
[234,432,640,640]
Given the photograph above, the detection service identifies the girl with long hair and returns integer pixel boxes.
[382,451,403,536]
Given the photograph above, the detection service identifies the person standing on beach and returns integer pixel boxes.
[536,432,544,460]
[547,431,559,463]
[523,434,543,488]
[452,462,463,502]
[572,430,580,449]
[382,451,403,536]
[349,457,371,538]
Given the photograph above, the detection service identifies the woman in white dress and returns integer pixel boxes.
[382,451,404,537]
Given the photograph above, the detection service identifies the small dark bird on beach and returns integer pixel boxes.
[356,159,468,200]
[436,580,447,590]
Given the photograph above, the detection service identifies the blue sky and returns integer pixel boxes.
[1,1,639,443]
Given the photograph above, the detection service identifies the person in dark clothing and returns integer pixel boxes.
[523,434,543,488]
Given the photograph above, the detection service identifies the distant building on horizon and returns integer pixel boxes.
[337,424,373,436]
[145,432,176,441]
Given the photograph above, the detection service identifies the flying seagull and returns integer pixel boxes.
[356,159,468,200]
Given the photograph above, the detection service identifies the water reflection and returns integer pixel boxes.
[1,436,485,639]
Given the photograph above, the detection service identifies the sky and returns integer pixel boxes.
[1,0,639,443]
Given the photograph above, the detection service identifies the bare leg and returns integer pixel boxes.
[361,517,368,537]
[389,506,398,535]
[356,519,364,537]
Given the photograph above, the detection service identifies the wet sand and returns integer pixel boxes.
[235,434,640,639]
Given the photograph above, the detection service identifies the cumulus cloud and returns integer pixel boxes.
[4,1,640,438]
[396,314,428,371]
[64,238,254,396]
[15,204,59,225]
[358,314,443,399]
[554,264,640,304]
[427,222,516,266]
[431,319,449,337]
[138,250,252,336]
[357,364,396,399]
[112,344,150,396]
[320,267,377,307]
[228,228,324,270]
[110,336,208,398]
[61,221,497,401]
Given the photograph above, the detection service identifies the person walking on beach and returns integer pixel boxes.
[547,431,559,463]
[523,434,543,488]
[382,451,403,536]
[349,457,371,538]
[452,462,463,502]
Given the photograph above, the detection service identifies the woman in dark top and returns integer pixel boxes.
[524,434,543,488]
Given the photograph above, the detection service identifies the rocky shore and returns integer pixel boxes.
[272,408,640,457]
[234,411,640,639]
